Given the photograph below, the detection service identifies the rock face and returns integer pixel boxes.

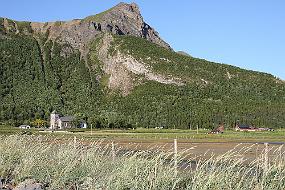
[29,2,171,53]
[13,179,43,190]
[87,3,171,49]
[96,34,183,96]
[0,2,174,96]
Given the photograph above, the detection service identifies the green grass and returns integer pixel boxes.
[76,129,285,143]
[2,125,282,143]
[0,125,47,136]
[0,125,31,135]
[1,124,285,143]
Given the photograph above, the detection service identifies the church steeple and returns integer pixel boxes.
[50,111,60,129]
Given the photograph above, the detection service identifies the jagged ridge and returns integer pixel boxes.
[1,2,171,54]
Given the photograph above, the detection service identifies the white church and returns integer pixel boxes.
[50,110,75,129]
[50,111,88,130]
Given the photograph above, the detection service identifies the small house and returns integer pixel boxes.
[235,124,258,132]
[79,121,88,129]
[258,127,274,131]
[208,124,225,134]
[19,125,31,129]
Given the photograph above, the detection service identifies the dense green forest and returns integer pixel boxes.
[1,18,285,129]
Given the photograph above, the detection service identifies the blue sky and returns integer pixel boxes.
[1,0,284,79]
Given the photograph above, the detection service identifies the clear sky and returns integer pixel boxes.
[1,0,284,79]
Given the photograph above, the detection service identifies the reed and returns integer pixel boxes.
[0,135,284,189]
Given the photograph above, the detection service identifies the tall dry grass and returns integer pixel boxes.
[0,135,284,190]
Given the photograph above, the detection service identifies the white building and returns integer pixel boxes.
[19,125,31,129]
[80,122,88,129]
[50,110,60,129]
[50,111,74,130]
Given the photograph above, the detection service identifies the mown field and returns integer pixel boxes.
[1,125,284,161]
[1,125,285,143]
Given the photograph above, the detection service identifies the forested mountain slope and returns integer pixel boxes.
[0,3,284,129]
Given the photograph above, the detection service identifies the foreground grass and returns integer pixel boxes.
[0,135,284,189]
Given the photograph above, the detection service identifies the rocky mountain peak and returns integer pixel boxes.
[83,2,172,50]
[23,2,172,53]
[115,2,140,14]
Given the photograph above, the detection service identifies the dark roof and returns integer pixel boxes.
[237,124,252,129]
[59,116,74,122]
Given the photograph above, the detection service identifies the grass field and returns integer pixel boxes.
[76,128,285,143]
[0,125,285,189]
[1,125,285,143]
[0,135,284,189]
[1,125,284,161]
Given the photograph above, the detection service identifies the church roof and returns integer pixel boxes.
[59,116,74,122]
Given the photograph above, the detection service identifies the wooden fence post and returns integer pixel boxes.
[279,146,283,169]
[74,136,77,149]
[174,139,178,175]
[111,142,116,161]
[264,143,269,173]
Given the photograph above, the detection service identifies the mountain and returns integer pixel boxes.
[29,3,170,53]
[177,51,192,57]
[0,3,285,129]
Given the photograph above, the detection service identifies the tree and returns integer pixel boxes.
[32,119,47,128]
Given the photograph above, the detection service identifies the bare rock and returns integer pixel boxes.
[96,33,184,95]
[29,3,172,53]
[87,3,172,50]
[13,179,43,190]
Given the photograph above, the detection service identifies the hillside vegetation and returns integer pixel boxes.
[91,35,285,129]
[0,17,285,129]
